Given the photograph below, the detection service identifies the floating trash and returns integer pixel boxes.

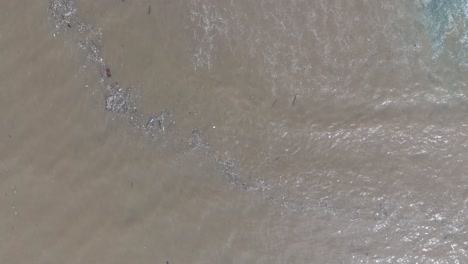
[105,68,111,78]
[47,0,280,197]
[144,110,173,136]
[48,0,77,31]
[105,83,136,114]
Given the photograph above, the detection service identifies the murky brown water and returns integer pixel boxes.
[1,0,467,263]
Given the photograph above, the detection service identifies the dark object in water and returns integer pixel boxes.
[105,68,111,78]
[148,5,151,15]
[292,93,297,106]
[272,98,278,108]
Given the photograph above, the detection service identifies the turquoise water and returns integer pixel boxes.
[425,0,468,67]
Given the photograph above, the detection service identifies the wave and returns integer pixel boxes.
[423,0,468,67]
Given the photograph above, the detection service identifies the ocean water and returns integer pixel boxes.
[424,0,468,67]
[0,0,467,263]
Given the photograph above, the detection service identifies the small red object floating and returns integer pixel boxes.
[105,68,111,78]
